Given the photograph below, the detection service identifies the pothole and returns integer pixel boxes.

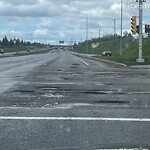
[95,100,130,104]
[83,91,113,94]
[61,77,71,80]
[13,90,35,93]
[70,66,78,69]
[72,63,80,66]
[57,69,63,72]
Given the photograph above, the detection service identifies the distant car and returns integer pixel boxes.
[102,51,112,56]
[0,49,4,54]
[27,49,30,52]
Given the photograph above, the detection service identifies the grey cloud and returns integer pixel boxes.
[0,0,40,6]
[0,0,149,43]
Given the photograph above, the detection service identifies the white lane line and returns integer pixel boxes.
[33,82,81,85]
[75,57,89,66]
[0,116,150,122]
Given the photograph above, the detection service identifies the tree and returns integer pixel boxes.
[2,36,9,47]
[123,30,130,37]
[10,39,14,47]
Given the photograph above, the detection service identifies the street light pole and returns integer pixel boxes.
[112,18,116,46]
[81,13,88,53]
[136,0,145,63]
[99,29,101,38]
[113,18,116,36]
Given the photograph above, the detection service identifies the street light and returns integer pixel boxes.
[81,12,88,53]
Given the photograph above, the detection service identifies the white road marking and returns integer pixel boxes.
[75,57,89,66]
[0,116,150,122]
[34,82,81,85]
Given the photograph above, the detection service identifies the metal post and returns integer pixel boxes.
[86,14,89,53]
[99,29,101,38]
[113,18,116,46]
[136,0,145,63]
[112,19,116,36]
[120,0,123,55]
[72,29,74,46]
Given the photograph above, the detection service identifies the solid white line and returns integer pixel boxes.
[0,116,150,122]
[33,82,81,85]
[75,57,89,66]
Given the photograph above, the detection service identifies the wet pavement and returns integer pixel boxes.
[0,50,150,149]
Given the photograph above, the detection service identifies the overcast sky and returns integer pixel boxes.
[0,0,150,44]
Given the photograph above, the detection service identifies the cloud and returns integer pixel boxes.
[0,0,148,43]
[33,29,49,37]
[0,0,60,17]
[0,0,40,6]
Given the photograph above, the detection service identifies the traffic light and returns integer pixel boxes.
[145,24,150,33]
[131,16,136,35]
[136,25,139,34]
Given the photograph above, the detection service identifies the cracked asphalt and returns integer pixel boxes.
[0,50,150,149]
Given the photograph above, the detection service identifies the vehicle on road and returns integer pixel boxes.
[27,49,30,52]
[0,49,4,54]
[102,51,112,56]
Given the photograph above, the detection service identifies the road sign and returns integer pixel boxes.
[91,42,99,48]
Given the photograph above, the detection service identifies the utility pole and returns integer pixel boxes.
[71,29,74,46]
[120,0,123,55]
[99,29,101,38]
[112,18,116,46]
[91,32,93,39]
[112,18,116,36]
[136,0,145,63]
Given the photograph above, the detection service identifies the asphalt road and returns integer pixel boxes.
[0,50,150,150]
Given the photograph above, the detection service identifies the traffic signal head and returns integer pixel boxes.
[136,25,139,34]
[145,24,150,33]
[131,16,136,35]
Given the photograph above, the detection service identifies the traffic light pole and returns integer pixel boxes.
[136,0,145,63]
[120,0,123,56]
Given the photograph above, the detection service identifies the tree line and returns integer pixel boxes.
[0,36,46,48]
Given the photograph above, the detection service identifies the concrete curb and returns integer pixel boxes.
[130,65,150,69]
